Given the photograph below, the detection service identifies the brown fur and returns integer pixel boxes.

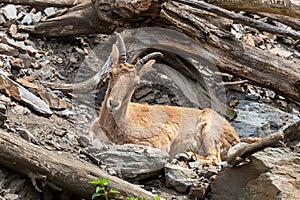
[89,43,240,165]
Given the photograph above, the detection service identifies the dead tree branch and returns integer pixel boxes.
[0,130,157,199]
[179,0,300,39]
[0,0,88,7]
[206,0,300,19]
[227,121,300,166]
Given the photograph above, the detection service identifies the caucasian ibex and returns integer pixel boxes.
[89,33,240,165]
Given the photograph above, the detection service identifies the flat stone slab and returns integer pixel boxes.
[82,138,170,181]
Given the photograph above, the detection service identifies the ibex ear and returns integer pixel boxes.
[112,44,119,66]
[138,60,155,77]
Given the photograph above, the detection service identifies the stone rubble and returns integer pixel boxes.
[210,147,300,200]
[232,100,299,138]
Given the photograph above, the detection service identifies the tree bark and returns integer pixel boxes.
[0,130,157,199]
[0,0,88,7]
[207,0,300,19]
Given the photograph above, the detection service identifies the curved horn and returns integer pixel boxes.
[114,32,127,63]
[135,52,163,69]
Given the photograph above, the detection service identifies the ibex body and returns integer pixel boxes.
[89,33,240,165]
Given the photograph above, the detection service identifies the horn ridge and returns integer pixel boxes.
[114,32,127,63]
[135,52,163,69]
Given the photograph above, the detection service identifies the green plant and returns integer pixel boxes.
[127,197,146,200]
[88,178,120,200]
[89,177,161,200]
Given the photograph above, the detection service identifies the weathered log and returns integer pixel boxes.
[227,120,300,166]
[179,0,300,39]
[258,12,300,31]
[20,3,108,37]
[207,0,300,19]
[0,0,88,7]
[0,130,157,199]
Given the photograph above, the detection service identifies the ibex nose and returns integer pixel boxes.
[107,99,120,112]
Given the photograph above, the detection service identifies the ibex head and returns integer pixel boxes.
[106,33,163,113]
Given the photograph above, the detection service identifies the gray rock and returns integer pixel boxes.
[19,54,32,68]
[188,160,202,170]
[21,13,32,25]
[85,141,170,181]
[232,23,244,32]
[155,95,170,104]
[16,128,36,143]
[2,4,17,20]
[138,92,155,103]
[30,12,42,23]
[134,87,153,99]
[44,7,56,17]
[0,168,41,199]
[61,109,74,117]
[189,182,208,199]
[232,100,299,138]
[77,135,91,147]
[210,147,300,200]
[0,72,52,116]
[165,163,198,193]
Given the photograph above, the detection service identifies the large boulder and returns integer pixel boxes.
[209,147,300,200]
[80,137,170,181]
[232,100,299,138]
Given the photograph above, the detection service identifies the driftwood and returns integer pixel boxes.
[0,0,88,7]
[0,130,157,199]
[227,120,300,166]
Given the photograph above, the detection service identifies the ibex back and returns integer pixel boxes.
[89,33,240,165]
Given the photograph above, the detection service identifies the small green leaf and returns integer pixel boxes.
[102,180,109,186]
[109,189,120,194]
[155,196,161,200]
[96,186,105,193]
[91,193,101,200]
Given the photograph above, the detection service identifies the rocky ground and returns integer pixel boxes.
[0,3,300,200]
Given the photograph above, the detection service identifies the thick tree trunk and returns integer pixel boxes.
[0,130,157,199]
[0,0,88,7]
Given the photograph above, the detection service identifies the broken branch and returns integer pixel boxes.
[0,130,157,199]
[179,0,300,40]
[227,121,300,166]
